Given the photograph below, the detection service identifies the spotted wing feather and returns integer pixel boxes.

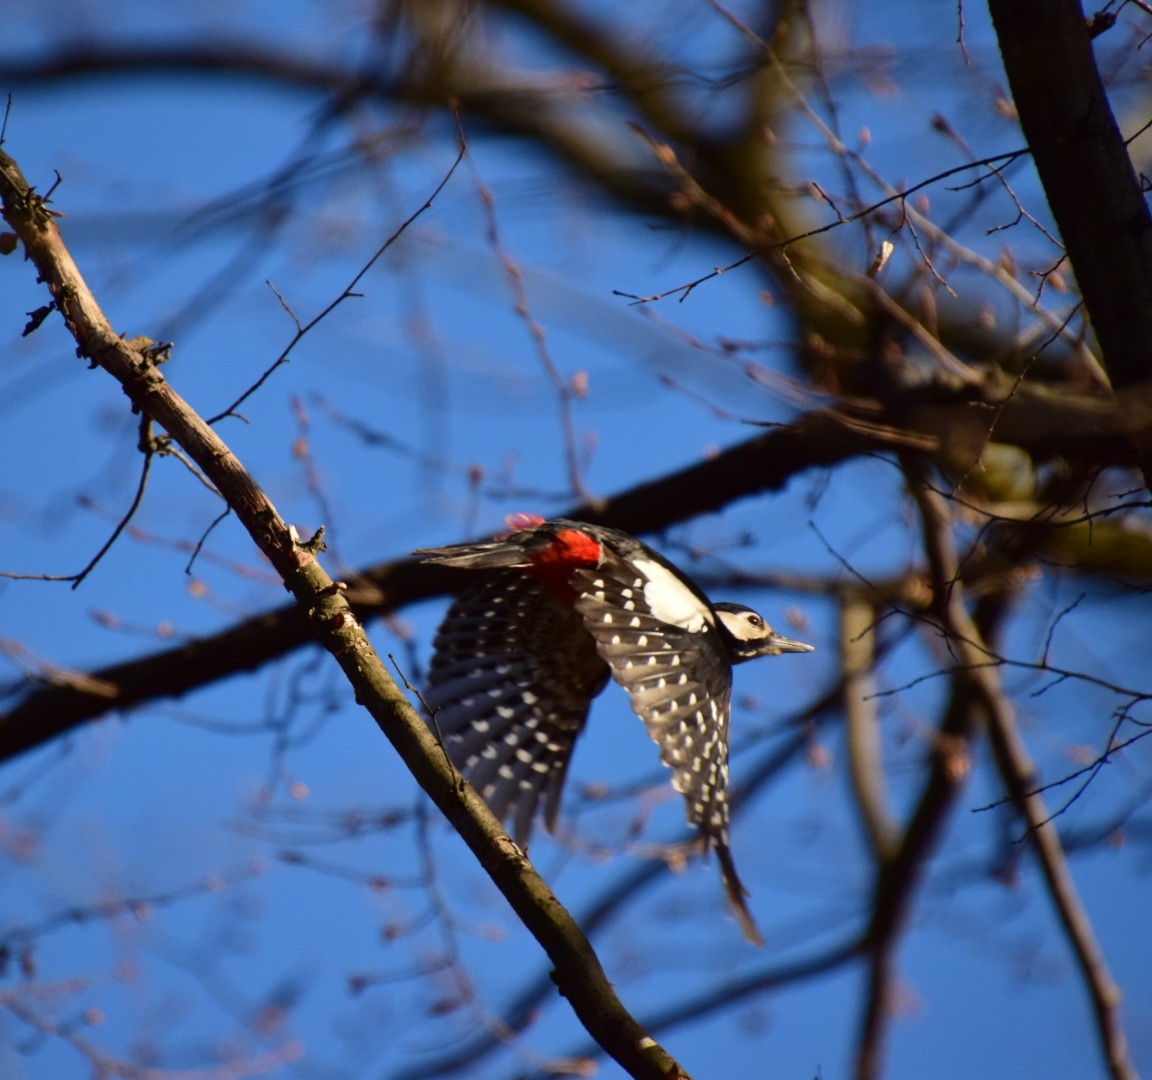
[570,559,734,846]
[571,557,764,944]
[423,570,607,847]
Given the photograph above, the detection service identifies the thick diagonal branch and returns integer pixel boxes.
[0,146,687,1080]
[990,0,1152,489]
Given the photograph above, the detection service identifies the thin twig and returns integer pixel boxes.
[206,136,468,424]
[463,122,593,503]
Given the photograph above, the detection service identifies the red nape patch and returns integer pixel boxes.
[538,528,602,569]
[525,527,602,605]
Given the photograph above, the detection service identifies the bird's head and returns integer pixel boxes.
[713,602,814,663]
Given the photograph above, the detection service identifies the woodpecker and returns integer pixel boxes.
[415,514,813,944]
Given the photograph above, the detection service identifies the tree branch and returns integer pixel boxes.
[2,373,1145,765]
[902,454,1135,1080]
[0,145,688,1080]
[854,513,1014,1080]
[990,0,1152,489]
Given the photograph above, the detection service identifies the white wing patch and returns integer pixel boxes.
[630,556,715,633]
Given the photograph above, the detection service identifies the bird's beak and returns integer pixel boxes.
[768,632,815,654]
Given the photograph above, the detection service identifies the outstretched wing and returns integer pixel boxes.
[423,570,607,847]
[571,556,764,944]
[570,559,733,844]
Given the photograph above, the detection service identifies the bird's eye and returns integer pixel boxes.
[747,613,764,629]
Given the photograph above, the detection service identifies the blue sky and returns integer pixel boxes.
[1,3,1150,1078]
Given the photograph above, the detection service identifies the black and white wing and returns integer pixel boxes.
[571,554,764,944]
[423,570,607,847]
[570,557,733,846]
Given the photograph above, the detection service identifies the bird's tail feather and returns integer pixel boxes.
[716,843,765,946]
[414,514,548,569]
[414,540,531,569]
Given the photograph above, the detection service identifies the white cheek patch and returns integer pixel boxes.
[631,557,714,633]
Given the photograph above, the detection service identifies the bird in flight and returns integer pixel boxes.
[415,513,813,943]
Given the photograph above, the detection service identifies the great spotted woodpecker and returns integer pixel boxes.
[415,514,813,943]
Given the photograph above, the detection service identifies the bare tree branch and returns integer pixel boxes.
[990,0,1152,490]
[2,377,1146,765]
[854,500,1016,1079]
[0,145,688,1080]
[904,455,1135,1080]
